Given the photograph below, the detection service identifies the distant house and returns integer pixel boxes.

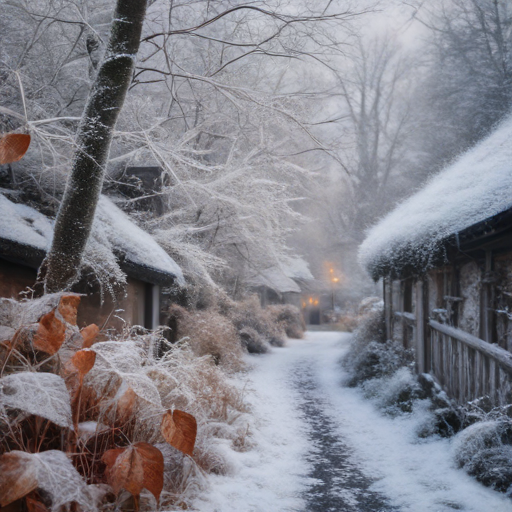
[0,193,184,330]
[360,114,512,405]
[247,257,313,308]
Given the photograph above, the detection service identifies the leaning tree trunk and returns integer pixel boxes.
[42,0,148,293]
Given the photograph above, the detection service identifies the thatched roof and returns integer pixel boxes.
[360,114,512,280]
[0,194,184,286]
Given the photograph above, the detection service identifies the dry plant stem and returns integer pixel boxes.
[43,0,148,292]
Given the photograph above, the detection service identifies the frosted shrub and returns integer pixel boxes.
[343,303,413,387]
[345,338,413,387]
[226,295,286,347]
[239,327,270,354]
[362,367,424,414]
[0,294,250,511]
[267,304,305,339]
[342,300,421,415]
[453,420,512,493]
[167,305,245,371]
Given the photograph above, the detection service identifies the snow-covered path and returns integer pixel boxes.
[192,332,512,512]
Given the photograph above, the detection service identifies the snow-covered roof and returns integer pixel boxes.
[360,114,512,279]
[281,256,314,282]
[0,194,53,251]
[96,197,184,285]
[248,266,301,294]
[0,194,184,286]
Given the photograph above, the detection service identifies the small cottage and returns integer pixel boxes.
[247,256,313,308]
[0,193,184,330]
[360,114,512,404]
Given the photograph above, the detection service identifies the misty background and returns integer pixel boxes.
[1,0,509,312]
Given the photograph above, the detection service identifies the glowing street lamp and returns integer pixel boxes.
[331,276,340,310]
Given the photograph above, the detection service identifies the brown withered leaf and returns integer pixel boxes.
[33,310,66,355]
[0,451,38,507]
[0,133,31,165]
[0,450,94,510]
[102,443,164,502]
[58,295,81,325]
[70,349,96,381]
[133,443,164,503]
[26,493,50,512]
[80,324,99,348]
[161,410,197,456]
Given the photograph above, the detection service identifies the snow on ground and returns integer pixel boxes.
[190,338,311,512]
[191,332,512,512]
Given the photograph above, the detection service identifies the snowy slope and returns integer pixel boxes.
[360,114,512,278]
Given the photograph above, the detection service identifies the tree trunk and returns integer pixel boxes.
[42,0,147,293]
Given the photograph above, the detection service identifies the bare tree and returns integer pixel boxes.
[328,36,415,241]
[1,0,364,296]
[411,0,512,173]
[42,0,148,292]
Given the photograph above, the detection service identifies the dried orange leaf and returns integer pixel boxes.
[102,443,163,502]
[0,450,93,509]
[70,349,96,379]
[133,443,164,503]
[101,447,125,472]
[161,410,197,456]
[0,133,31,165]
[33,310,66,355]
[81,324,99,348]
[0,451,38,506]
[58,295,81,325]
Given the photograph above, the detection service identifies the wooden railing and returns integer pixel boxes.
[394,311,416,349]
[428,320,512,404]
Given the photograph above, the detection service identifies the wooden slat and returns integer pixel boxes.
[429,320,512,374]
[446,336,453,397]
[453,339,459,399]
[416,281,425,374]
[458,339,464,402]
[474,350,481,398]
[489,359,497,403]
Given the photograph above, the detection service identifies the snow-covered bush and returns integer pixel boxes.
[266,304,305,339]
[342,298,423,416]
[225,295,286,347]
[343,300,512,496]
[167,305,244,371]
[453,419,512,494]
[238,327,270,354]
[342,301,413,388]
[0,294,250,511]
[361,367,425,415]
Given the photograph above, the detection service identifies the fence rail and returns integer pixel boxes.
[428,320,512,404]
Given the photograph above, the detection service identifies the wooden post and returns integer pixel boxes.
[384,278,392,340]
[415,280,426,373]
[481,250,494,343]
